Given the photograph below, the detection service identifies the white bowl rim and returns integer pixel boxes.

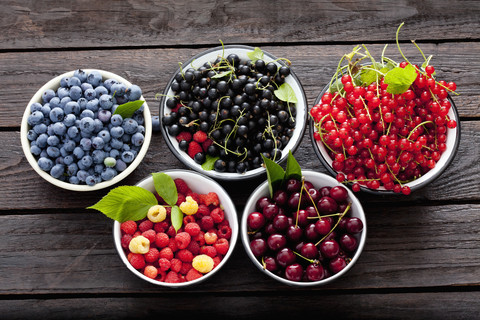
[159,44,308,181]
[241,169,367,287]
[309,82,461,194]
[113,169,239,288]
[20,69,152,192]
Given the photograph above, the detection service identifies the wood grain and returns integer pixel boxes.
[1,0,480,50]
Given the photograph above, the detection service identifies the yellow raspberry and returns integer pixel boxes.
[179,196,198,216]
[192,254,214,274]
[128,235,150,254]
[147,205,167,223]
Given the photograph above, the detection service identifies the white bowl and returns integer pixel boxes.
[113,169,239,288]
[241,170,366,286]
[159,45,308,181]
[20,69,152,191]
[310,83,461,194]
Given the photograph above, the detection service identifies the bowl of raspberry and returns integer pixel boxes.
[21,69,152,191]
[159,44,308,181]
[241,170,366,286]
[113,169,238,287]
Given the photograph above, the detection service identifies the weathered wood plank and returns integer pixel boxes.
[1,43,478,130]
[1,291,480,320]
[0,204,479,294]
[1,0,480,50]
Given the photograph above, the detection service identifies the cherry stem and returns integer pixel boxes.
[315,202,351,247]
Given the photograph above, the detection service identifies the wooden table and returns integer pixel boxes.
[1,1,479,318]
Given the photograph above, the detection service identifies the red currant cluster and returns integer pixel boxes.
[311,62,457,195]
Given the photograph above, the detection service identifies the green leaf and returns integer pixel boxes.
[202,155,220,171]
[171,205,183,233]
[360,62,383,86]
[87,186,158,223]
[211,69,233,79]
[151,172,178,206]
[247,47,264,63]
[284,150,302,181]
[113,100,144,119]
[384,64,417,94]
[262,154,285,198]
[274,83,297,104]
[329,77,343,93]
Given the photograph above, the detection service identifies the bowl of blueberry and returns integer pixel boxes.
[21,69,152,191]
[241,164,366,286]
[159,44,308,181]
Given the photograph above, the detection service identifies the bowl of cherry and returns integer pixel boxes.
[310,71,461,195]
[159,44,308,181]
[241,170,366,286]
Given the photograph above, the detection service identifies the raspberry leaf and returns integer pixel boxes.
[87,186,158,222]
[384,64,417,94]
[152,172,178,206]
[201,155,220,171]
[113,100,144,119]
[285,150,302,181]
[274,83,297,104]
[171,205,183,232]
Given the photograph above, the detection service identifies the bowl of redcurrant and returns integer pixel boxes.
[309,34,460,195]
[159,44,308,181]
[21,69,152,191]
[241,169,366,286]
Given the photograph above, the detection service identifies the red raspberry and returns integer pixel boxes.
[199,192,220,206]
[183,215,196,225]
[202,138,213,152]
[186,192,200,204]
[144,265,158,279]
[138,220,153,232]
[174,178,191,195]
[193,130,207,143]
[200,215,214,231]
[176,249,194,262]
[217,224,232,239]
[214,238,229,255]
[159,247,174,260]
[158,257,171,272]
[185,268,203,281]
[168,237,178,252]
[176,193,186,206]
[145,248,160,263]
[187,141,203,159]
[210,207,224,223]
[186,239,200,255]
[133,231,142,238]
[155,232,169,248]
[196,204,210,216]
[157,270,167,282]
[180,262,192,275]
[193,231,205,246]
[142,229,156,244]
[154,221,169,233]
[200,245,217,258]
[175,131,192,143]
[165,271,180,283]
[175,232,191,250]
[121,233,133,248]
[184,222,201,237]
[120,220,137,235]
[128,253,145,269]
[170,258,182,273]
[166,225,177,237]
[213,256,222,268]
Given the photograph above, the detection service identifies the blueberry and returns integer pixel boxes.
[76,170,88,182]
[99,94,113,109]
[27,129,38,141]
[57,87,70,99]
[42,89,56,103]
[36,134,49,148]
[132,112,145,126]
[73,146,85,159]
[97,109,111,123]
[122,118,138,134]
[28,111,44,126]
[63,114,77,127]
[79,117,95,133]
[95,86,108,98]
[63,139,76,152]
[67,126,79,139]
[50,164,65,179]
[69,86,82,100]
[86,99,99,112]
[121,150,134,163]
[33,123,48,135]
[111,83,127,96]
[59,96,72,108]
[152,116,160,132]
[110,138,123,149]
[46,146,60,158]
[84,88,96,101]
[101,167,117,181]
[87,71,102,87]
[49,97,61,109]
[40,104,51,118]
[81,82,93,92]
[30,145,42,156]
[93,119,103,133]
[97,130,111,143]
[126,85,142,101]
[91,136,105,150]
[80,155,93,168]
[85,175,97,186]
[69,176,80,184]
[47,135,60,146]
[64,155,74,166]
[73,69,87,82]
[110,114,123,126]
[79,138,92,151]
[103,79,118,91]
[64,101,80,115]
[60,77,70,88]
[80,109,95,119]
[92,149,106,164]
[67,77,82,88]
[131,132,144,147]
[52,122,67,136]
[115,159,127,172]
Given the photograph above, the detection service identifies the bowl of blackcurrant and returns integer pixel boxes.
[21,69,152,191]
[241,168,366,286]
[159,45,307,181]
[309,44,460,195]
